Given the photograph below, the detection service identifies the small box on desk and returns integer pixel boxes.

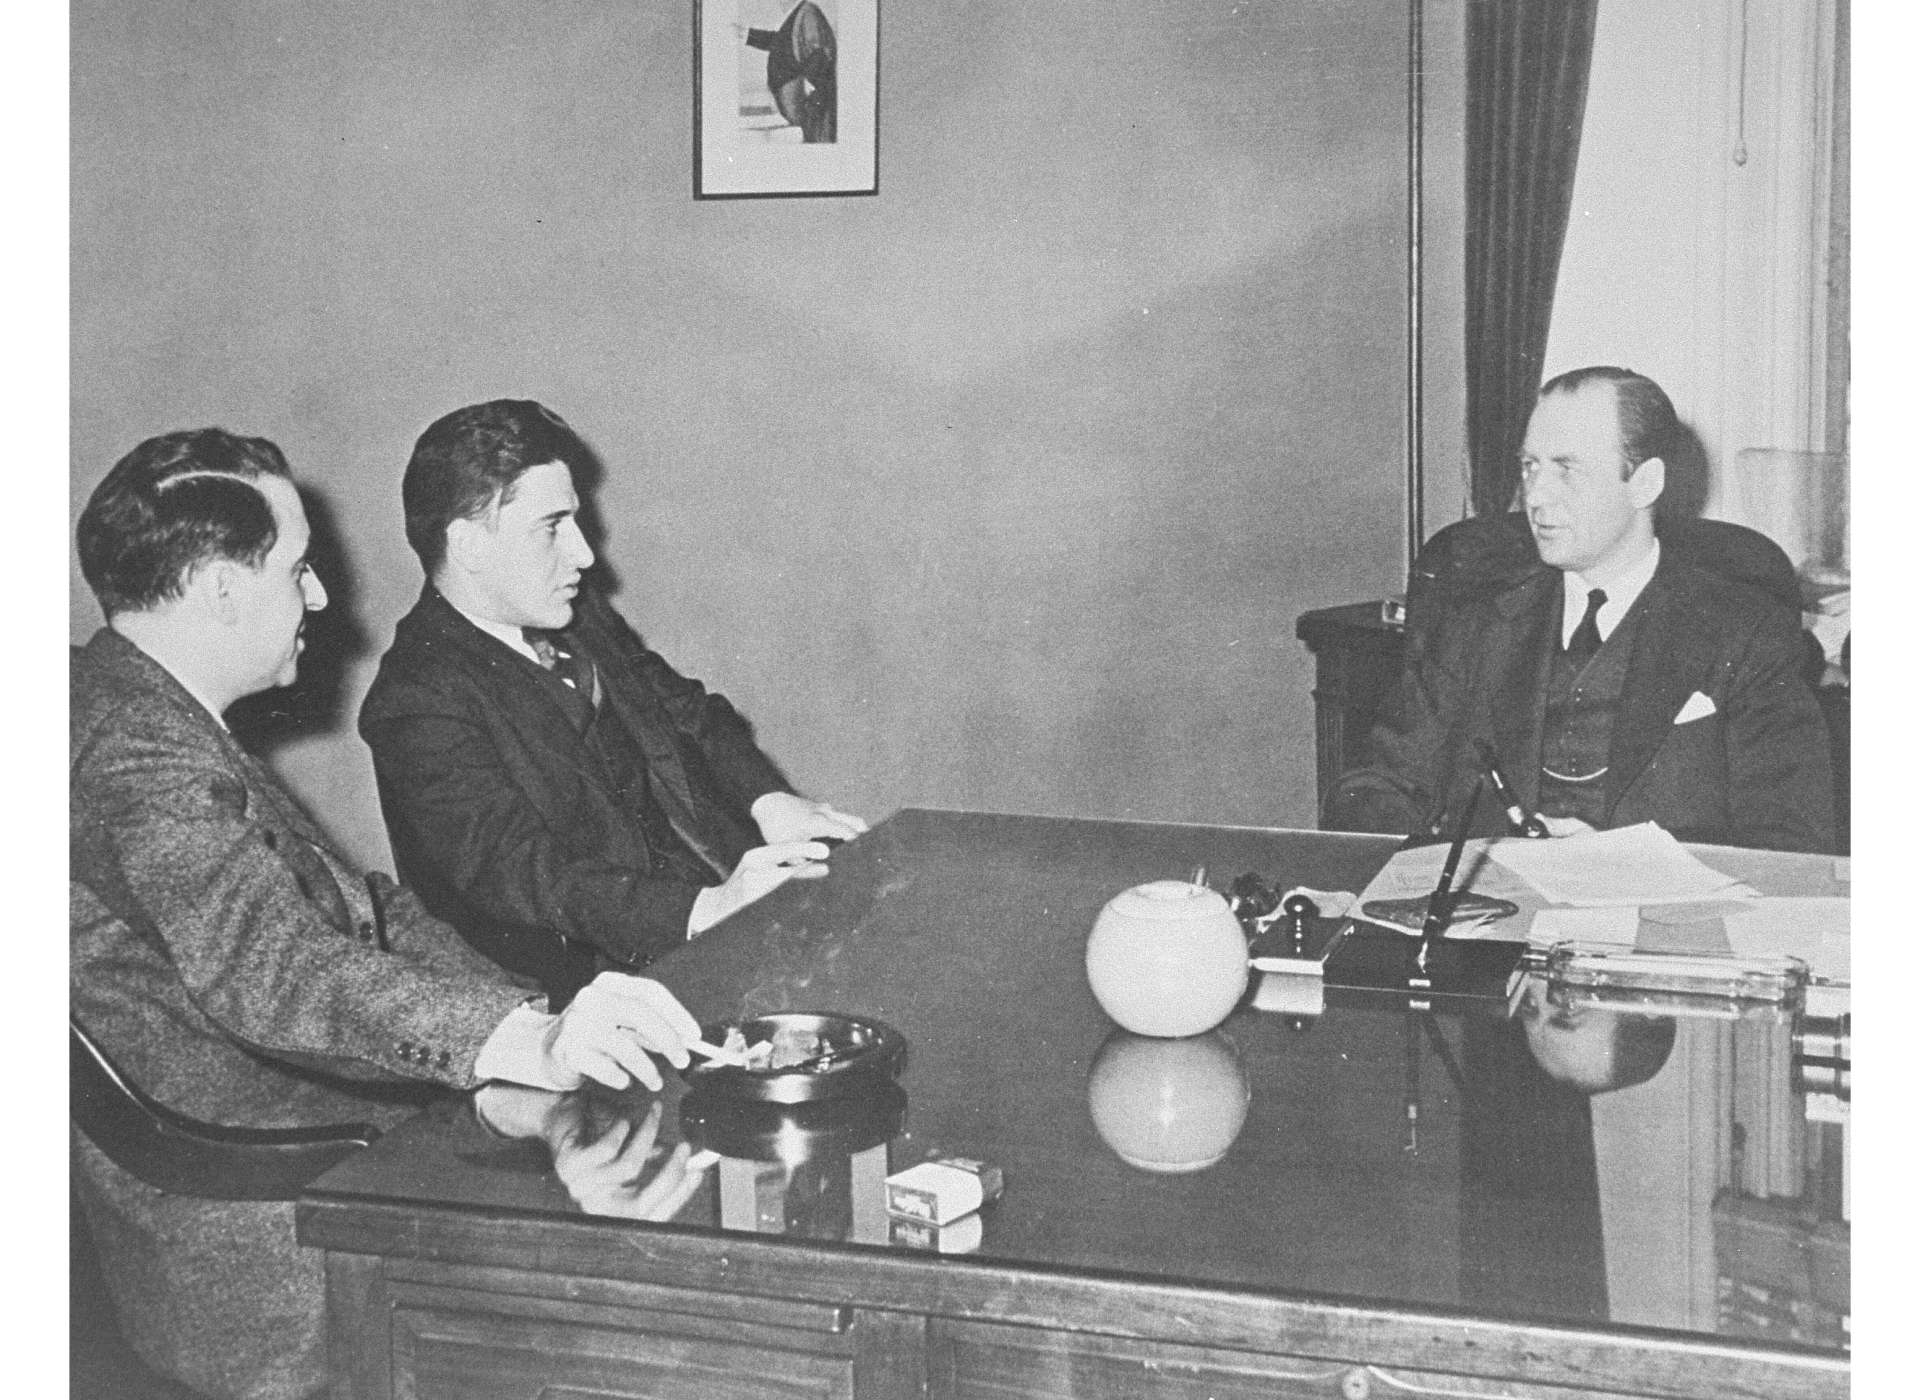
[885,1156,1003,1226]
[1322,923,1525,1003]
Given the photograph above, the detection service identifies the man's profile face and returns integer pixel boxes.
[1520,383,1659,579]
[228,474,329,692]
[457,459,595,631]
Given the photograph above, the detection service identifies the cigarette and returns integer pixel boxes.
[688,1038,748,1066]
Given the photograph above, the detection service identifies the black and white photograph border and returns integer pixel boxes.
[695,0,879,198]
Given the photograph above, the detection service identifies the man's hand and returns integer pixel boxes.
[547,1099,713,1221]
[751,791,868,845]
[474,1090,715,1221]
[1537,815,1599,839]
[537,972,701,1091]
[689,841,831,936]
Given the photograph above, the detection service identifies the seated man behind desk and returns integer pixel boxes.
[359,399,864,1005]
[71,428,703,1400]
[1332,366,1835,853]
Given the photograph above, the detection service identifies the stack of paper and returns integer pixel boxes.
[1487,823,1757,906]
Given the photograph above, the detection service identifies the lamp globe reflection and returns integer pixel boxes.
[1085,880,1249,1037]
[1087,1030,1252,1173]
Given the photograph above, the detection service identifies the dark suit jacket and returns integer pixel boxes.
[358,585,791,1000]
[70,629,529,1398]
[1334,554,1837,853]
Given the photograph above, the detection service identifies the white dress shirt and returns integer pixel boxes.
[1560,540,1661,649]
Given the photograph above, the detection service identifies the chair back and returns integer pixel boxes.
[70,1016,379,1200]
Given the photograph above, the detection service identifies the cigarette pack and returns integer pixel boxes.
[884,1156,1003,1225]
[888,1211,984,1254]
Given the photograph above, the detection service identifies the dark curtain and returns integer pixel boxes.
[1464,0,1600,517]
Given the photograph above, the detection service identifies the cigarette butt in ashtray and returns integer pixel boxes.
[688,1038,772,1067]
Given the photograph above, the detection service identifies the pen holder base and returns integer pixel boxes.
[1247,916,1349,973]
[1323,925,1525,1003]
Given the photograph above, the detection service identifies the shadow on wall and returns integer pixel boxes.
[229,486,369,754]
[566,428,626,601]
[1656,420,1711,528]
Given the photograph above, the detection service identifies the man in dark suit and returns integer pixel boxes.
[359,399,865,1005]
[72,428,704,1399]
[1333,366,1835,853]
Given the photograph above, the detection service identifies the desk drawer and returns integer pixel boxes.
[393,1305,853,1400]
[927,1319,1667,1400]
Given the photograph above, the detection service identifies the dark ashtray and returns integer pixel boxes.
[680,1080,908,1159]
[683,1011,908,1104]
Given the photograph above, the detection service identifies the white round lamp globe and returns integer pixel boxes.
[1085,880,1249,1037]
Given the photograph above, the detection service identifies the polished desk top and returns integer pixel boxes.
[306,809,1849,1367]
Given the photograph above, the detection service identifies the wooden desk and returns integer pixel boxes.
[300,809,1849,1399]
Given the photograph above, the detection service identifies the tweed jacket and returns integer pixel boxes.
[358,584,791,1000]
[71,628,532,1399]
[1334,554,1837,854]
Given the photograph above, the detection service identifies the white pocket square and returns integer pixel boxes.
[1674,691,1717,724]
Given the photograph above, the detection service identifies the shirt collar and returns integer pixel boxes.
[445,596,544,664]
[1561,539,1661,646]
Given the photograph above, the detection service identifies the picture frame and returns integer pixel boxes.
[695,1,879,199]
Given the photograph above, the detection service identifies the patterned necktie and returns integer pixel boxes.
[525,629,595,698]
[1564,588,1608,668]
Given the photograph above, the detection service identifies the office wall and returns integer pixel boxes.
[71,1,1417,869]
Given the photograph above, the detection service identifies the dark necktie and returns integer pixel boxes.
[1564,588,1607,668]
[525,629,595,699]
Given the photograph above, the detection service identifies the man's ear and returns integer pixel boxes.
[444,516,484,574]
[1627,455,1666,511]
[188,558,243,623]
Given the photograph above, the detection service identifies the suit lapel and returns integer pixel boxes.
[1485,573,1561,815]
[414,588,723,876]
[1606,563,1708,816]
[415,589,618,800]
[573,594,732,880]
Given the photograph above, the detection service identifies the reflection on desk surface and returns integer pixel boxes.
[315,809,1848,1358]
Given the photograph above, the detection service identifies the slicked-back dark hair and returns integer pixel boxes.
[402,399,589,573]
[1537,365,1682,479]
[77,428,291,617]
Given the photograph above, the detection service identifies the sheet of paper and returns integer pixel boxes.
[1723,897,1851,985]
[1528,906,1638,948]
[1486,822,1757,907]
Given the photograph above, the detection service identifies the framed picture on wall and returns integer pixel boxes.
[695,1,879,198]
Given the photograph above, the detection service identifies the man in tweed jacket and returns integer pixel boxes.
[72,427,704,1400]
